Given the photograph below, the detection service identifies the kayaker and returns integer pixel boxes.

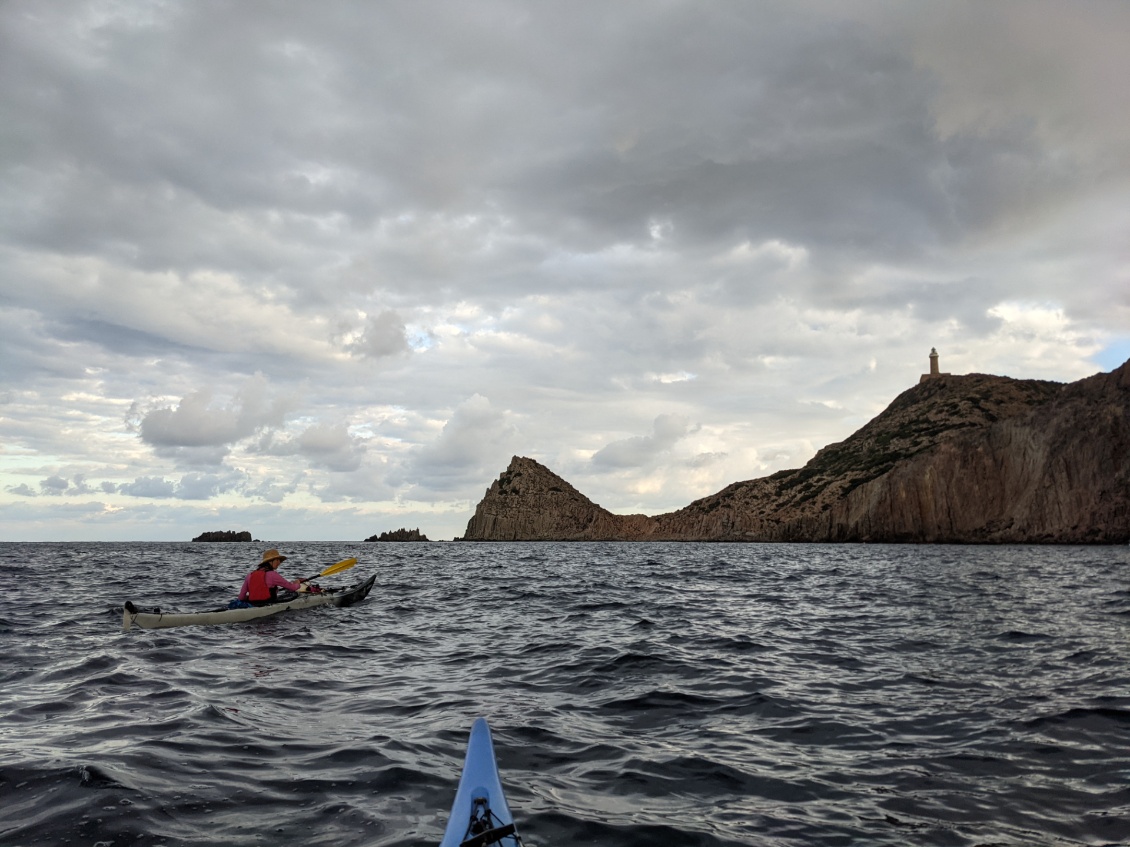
[238,549,307,606]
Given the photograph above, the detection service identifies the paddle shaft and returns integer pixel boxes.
[302,557,357,581]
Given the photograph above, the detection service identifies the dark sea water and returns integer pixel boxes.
[1,542,1128,847]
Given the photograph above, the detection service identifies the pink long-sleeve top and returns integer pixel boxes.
[239,569,302,601]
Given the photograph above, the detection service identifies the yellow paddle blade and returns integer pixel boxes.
[318,557,357,577]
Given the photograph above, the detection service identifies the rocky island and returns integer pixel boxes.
[192,530,255,542]
[460,357,1130,544]
[364,528,431,542]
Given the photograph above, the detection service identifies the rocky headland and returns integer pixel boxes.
[460,360,1130,544]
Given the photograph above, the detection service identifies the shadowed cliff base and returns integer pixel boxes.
[460,360,1130,544]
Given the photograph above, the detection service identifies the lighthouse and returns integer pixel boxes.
[920,348,950,383]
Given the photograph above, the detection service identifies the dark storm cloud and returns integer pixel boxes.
[3,0,1082,286]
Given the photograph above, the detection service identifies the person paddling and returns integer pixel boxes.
[239,549,307,606]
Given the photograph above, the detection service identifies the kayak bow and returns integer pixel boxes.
[440,718,523,847]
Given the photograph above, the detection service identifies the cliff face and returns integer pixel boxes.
[459,457,653,541]
[460,360,1130,543]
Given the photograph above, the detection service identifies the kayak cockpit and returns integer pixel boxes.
[440,718,523,847]
[459,796,520,847]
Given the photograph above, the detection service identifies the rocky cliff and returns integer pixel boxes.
[460,360,1130,543]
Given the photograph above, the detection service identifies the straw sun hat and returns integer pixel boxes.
[259,549,287,565]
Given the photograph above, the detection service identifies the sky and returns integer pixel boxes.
[1,0,1128,542]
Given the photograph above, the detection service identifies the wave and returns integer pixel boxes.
[1,540,1127,846]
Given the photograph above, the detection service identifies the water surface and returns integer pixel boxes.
[1,541,1127,846]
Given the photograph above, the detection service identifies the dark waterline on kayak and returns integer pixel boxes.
[1,541,1128,846]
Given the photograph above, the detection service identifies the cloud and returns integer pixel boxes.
[404,394,521,495]
[297,423,367,472]
[175,471,248,501]
[308,464,395,504]
[134,373,297,467]
[30,474,97,497]
[151,444,233,468]
[118,477,178,499]
[254,422,368,473]
[137,374,291,448]
[592,414,696,470]
[346,310,412,359]
[245,475,304,504]
[891,2,1130,151]
[114,471,246,500]
[40,475,70,495]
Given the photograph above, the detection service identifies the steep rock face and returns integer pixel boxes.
[460,361,1130,543]
[460,457,652,541]
[820,362,1130,543]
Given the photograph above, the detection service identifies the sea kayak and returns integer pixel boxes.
[121,574,376,631]
[440,718,524,847]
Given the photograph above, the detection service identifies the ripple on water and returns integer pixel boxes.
[0,541,1127,846]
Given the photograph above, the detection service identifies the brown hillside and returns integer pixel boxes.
[460,360,1130,543]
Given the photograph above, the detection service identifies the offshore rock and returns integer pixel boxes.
[192,530,254,542]
[364,527,431,542]
[460,360,1130,544]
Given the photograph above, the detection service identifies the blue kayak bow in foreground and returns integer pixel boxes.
[439,718,524,847]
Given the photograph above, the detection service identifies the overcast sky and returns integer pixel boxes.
[1,0,1127,542]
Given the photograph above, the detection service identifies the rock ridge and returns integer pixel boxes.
[459,360,1130,543]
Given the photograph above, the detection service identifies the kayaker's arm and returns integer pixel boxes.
[266,571,304,593]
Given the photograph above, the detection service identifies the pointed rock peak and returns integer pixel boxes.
[492,456,594,504]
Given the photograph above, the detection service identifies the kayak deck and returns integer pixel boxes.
[440,718,523,847]
[121,574,376,631]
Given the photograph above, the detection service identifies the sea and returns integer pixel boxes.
[1,541,1127,847]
